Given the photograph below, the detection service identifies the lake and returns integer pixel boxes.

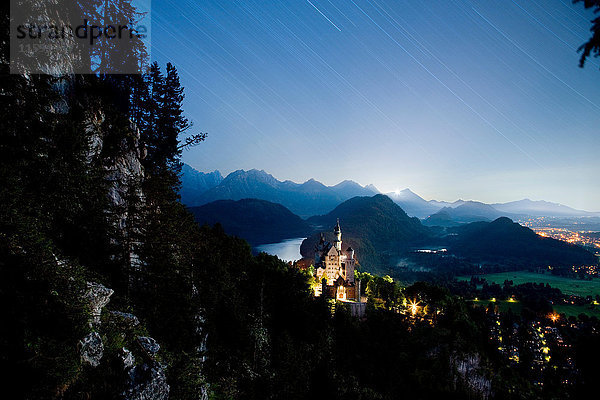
[255,237,305,262]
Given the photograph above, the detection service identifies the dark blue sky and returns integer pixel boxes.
[151,0,600,210]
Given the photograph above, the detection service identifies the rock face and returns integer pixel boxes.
[451,353,492,399]
[137,336,160,355]
[125,363,170,400]
[121,347,135,370]
[83,282,114,325]
[119,336,169,399]
[79,332,104,367]
[75,111,200,399]
[104,123,146,272]
[84,112,144,213]
[105,126,144,211]
[110,311,140,327]
[194,310,208,360]
[84,111,145,272]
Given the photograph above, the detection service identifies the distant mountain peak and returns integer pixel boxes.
[246,168,270,176]
[455,201,497,210]
[387,188,425,200]
[301,178,324,186]
[384,188,439,218]
[334,179,359,186]
[365,184,379,193]
[492,216,514,225]
[300,179,328,192]
[180,164,224,206]
[224,169,278,184]
[182,163,222,177]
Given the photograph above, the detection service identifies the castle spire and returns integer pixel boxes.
[334,218,342,251]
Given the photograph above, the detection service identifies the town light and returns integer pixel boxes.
[408,299,421,316]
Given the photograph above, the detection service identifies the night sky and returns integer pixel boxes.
[151,0,600,211]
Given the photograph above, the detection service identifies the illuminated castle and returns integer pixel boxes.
[313,220,358,301]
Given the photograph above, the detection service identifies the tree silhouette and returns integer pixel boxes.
[574,0,600,68]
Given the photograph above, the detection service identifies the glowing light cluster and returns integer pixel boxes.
[408,299,421,316]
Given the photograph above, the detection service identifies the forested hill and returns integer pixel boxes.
[448,217,597,267]
[306,194,428,241]
[302,194,431,273]
[188,198,312,245]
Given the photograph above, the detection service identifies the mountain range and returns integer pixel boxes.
[297,195,595,272]
[183,186,596,271]
[184,167,378,217]
[422,201,512,227]
[180,164,223,205]
[181,164,599,220]
[491,199,598,217]
[385,189,597,220]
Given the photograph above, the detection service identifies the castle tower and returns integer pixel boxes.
[334,218,342,251]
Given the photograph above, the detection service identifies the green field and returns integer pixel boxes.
[469,299,522,314]
[553,304,600,319]
[458,271,600,298]
[468,299,600,318]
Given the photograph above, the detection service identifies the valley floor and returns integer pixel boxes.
[458,271,600,298]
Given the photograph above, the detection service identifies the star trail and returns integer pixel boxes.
[151,0,600,210]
